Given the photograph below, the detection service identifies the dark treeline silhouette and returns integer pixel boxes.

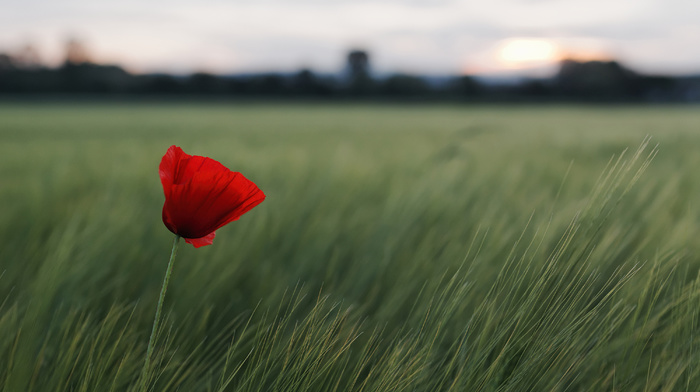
[1,43,699,102]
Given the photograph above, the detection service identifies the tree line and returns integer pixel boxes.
[1,46,698,102]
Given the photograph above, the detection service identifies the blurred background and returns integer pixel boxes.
[1,0,699,102]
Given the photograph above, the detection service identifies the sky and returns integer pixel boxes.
[1,0,699,77]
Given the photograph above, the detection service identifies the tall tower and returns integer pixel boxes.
[347,50,369,80]
[345,49,372,94]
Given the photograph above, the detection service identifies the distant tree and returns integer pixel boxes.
[188,72,224,94]
[141,74,182,94]
[65,38,91,65]
[291,69,334,96]
[15,44,42,69]
[59,62,132,93]
[254,74,287,95]
[677,77,700,102]
[450,75,482,98]
[0,53,15,71]
[226,77,251,95]
[632,75,676,102]
[292,69,316,95]
[517,79,553,98]
[381,74,430,96]
[345,49,374,95]
[555,59,637,100]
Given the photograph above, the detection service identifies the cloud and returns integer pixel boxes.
[0,0,698,74]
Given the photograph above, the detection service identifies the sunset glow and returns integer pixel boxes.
[498,39,559,67]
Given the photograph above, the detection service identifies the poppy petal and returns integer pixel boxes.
[159,145,265,247]
[162,170,228,238]
[159,145,186,193]
[175,155,227,185]
[194,171,266,233]
[185,232,216,248]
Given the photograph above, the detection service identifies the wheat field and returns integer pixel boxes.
[0,102,699,391]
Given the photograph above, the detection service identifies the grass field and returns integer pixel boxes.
[0,103,699,391]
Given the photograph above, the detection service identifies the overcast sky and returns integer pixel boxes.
[1,0,698,76]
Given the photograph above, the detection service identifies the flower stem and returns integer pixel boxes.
[140,234,180,392]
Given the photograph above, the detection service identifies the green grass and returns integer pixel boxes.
[0,102,699,391]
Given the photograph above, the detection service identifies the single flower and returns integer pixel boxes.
[159,145,265,248]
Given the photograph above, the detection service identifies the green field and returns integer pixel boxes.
[1,103,699,391]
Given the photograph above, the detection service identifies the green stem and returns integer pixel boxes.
[139,234,180,392]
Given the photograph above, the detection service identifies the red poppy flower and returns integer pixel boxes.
[159,145,265,248]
